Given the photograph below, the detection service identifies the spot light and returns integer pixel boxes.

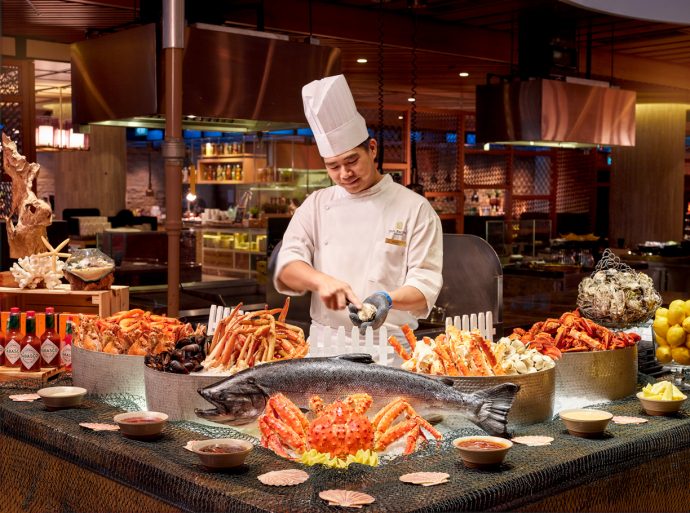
[458,72,469,77]
[407,97,416,102]
[357,58,368,63]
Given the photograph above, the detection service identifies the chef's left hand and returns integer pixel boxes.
[348,291,392,335]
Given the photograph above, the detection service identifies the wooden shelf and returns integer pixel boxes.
[198,154,266,159]
[203,247,265,255]
[197,180,244,185]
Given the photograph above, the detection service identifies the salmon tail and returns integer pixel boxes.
[463,383,519,437]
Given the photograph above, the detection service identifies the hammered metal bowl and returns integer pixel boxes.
[555,345,638,403]
[440,367,555,426]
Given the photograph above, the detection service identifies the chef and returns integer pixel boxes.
[274,74,443,340]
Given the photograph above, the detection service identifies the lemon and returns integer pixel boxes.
[667,305,686,326]
[656,334,668,346]
[653,317,670,338]
[667,325,686,347]
[672,346,690,365]
[655,307,669,319]
[670,299,686,311]
[682,316,690,334]
[684,300,690,317]
[656,345,673,364]
[686,334,690,349]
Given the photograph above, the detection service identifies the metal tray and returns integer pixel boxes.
[72,345,145,397]
[441,367,556,426]
[555,345,638,403]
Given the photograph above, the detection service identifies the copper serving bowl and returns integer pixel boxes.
[452,436,513,468]
[114,411,168,439]
[187,438,253,469]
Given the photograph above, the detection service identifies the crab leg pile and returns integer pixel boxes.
[511,310,640,354]
[203,298,308,374]
[389,325,507,376]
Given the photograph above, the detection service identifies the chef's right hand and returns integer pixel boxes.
[317,276,362,311]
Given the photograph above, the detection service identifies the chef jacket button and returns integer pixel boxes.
[324,241,329,246]
[325,206,330,211]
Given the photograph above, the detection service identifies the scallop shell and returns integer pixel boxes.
[9,393,41,402]
[79,422,120,431]
[184,440,201,452]
[319,489,376,508]
[399,472,449,486]
[612,416,648,425]
[257,469,310,487]
[511,435,554,446]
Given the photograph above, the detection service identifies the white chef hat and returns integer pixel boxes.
[302,74,369,158]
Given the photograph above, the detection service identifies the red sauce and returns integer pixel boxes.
[198,443,245,454]
[121,417,161,424]
[456,440,507,450]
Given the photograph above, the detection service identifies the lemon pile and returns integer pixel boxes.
[653,300,690,365]
[299,448,379,469]
[641,381,687,401]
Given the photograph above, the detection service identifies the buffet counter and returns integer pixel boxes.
[1,376,689,513]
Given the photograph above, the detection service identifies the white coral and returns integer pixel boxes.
[10,255,65,289]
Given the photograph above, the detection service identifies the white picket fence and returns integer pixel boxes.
[206,305,495,364]
[445,311,495,342]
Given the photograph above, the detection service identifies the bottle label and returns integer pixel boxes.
[61,345,72,366]
[0,343,4,357]
[6,340,21,364]
[21,345,40,369]
[41,338,60,364]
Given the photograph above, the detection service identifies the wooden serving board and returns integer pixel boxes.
[0,366,65,383]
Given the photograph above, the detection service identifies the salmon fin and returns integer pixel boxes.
[332,354,374,364]
[439,377,455,387]
[464,383,519,437]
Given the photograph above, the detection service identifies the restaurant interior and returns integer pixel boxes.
[1,0,689,332]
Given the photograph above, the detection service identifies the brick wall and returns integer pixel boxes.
[126,146,167,214]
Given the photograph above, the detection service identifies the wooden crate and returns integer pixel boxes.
[0,366,65,383]
[0,285,129,318]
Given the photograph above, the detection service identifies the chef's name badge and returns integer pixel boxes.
[385,223,407,247]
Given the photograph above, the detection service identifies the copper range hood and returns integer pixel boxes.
[71,23,341,132]
[475,78,636,148]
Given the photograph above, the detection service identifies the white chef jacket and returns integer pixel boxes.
[274,174,443,337]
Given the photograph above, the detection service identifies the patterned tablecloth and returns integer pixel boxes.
[1,375,689,513]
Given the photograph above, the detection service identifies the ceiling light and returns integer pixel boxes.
[407,97,416,102]
[398,115,404,120]
[458,72,469,77]
[356,58,368,64]
[187,115,197,119]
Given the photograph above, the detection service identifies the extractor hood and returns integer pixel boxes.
[475,78,636,148]
[71,23,341,132]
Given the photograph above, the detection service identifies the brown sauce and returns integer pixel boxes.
[121,417,160,424]
[456,440,507,450]
[198,443,245,454]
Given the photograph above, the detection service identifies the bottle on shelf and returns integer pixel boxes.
[5,307,22,368]
[20,310,41,372]
[61,317,74,371]
[40,307,61,368]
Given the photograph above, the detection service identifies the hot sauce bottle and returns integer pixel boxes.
[20,311,41,372]
[61,316,74,371]
[5,307,22,368]
[40,307,61,368]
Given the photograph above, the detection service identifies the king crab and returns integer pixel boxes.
[258,393,441,459]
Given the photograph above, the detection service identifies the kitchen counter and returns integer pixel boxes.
[2,376,690,512]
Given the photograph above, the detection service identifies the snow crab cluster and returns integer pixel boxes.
[258,392,441,460]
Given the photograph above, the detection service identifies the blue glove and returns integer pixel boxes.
[348,291,393,335]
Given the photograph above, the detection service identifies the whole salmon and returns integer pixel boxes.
[196,354,519,436]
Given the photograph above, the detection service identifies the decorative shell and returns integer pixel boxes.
[611,416,648,425]
[319,489,376,508]
[257,469,309,486]
[8,393,41,402]
[511,435,554,446]
[399,472,449,486]
[79,422,120,431]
